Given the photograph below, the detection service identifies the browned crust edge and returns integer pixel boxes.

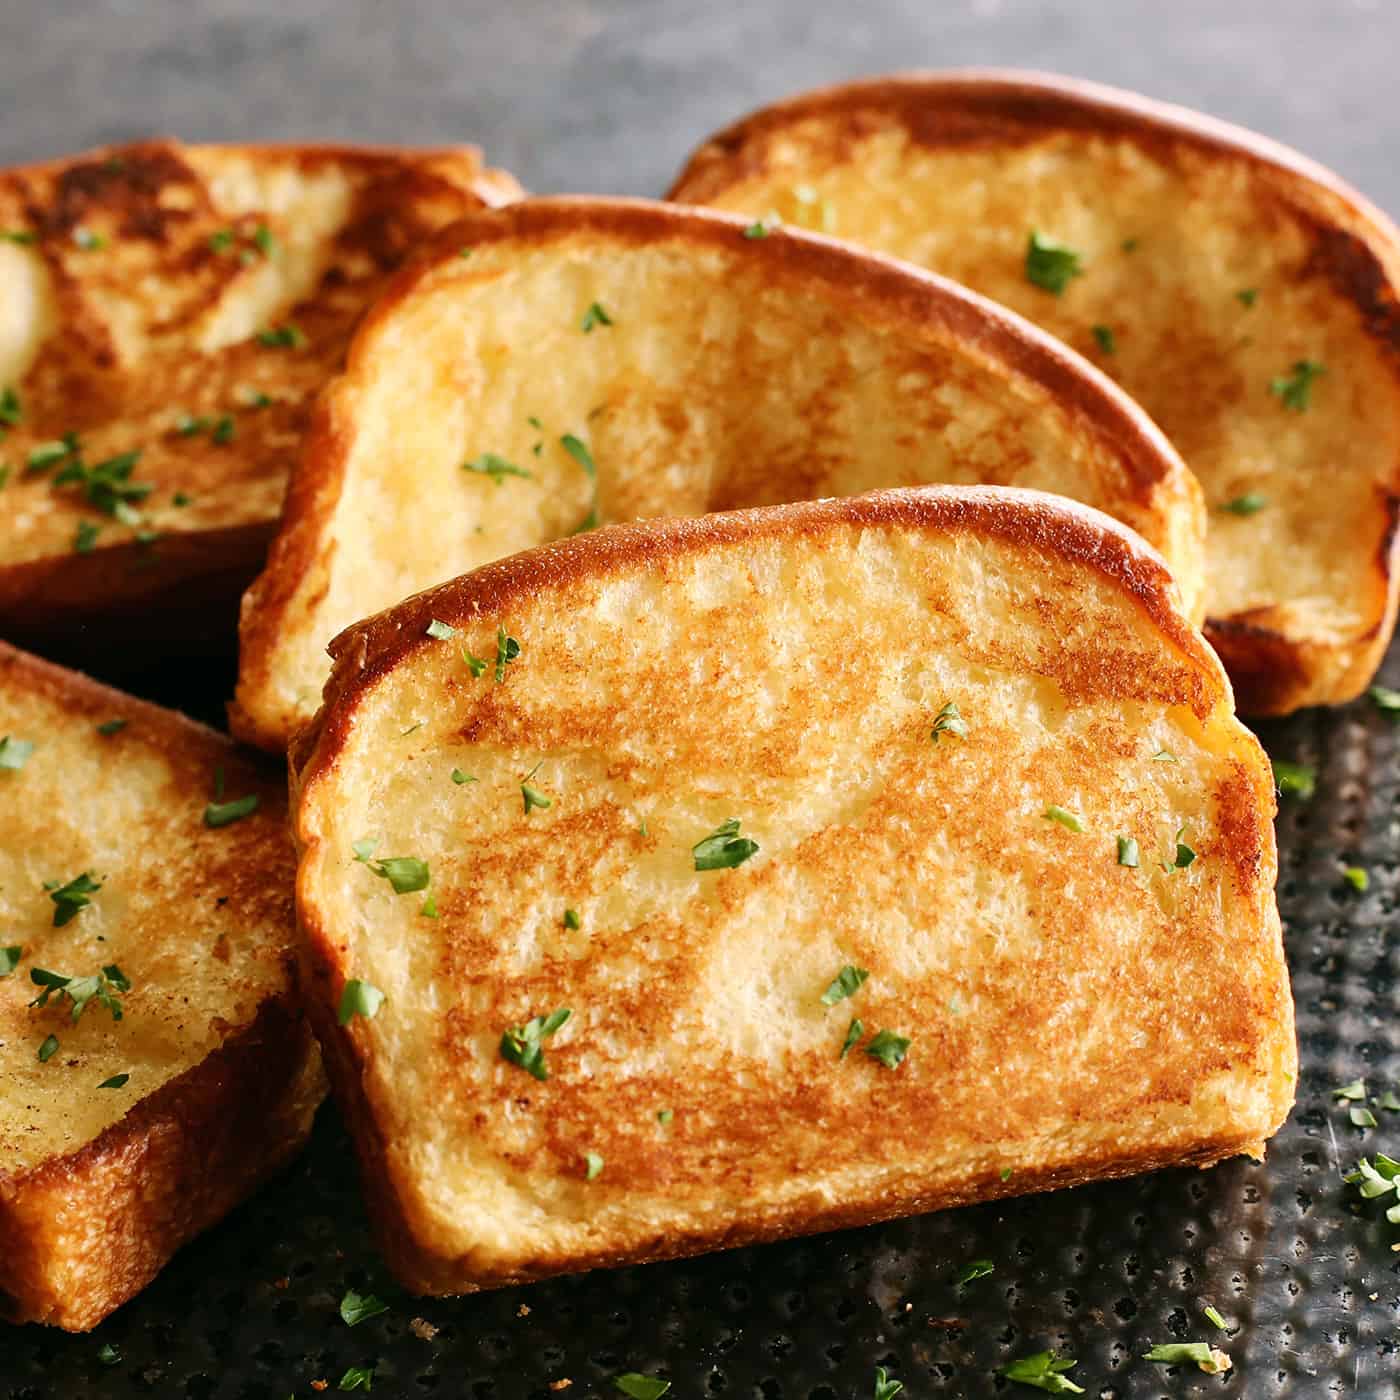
[289,485,1269,1296]
[234,194,1204,750]
[666,69,1400,714]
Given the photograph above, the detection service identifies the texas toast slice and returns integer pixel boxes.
[291,486,1295,1297]
[667,70,1400,714]
[234,195,1204,749]
[0,642,323,1330]
[0,138,520,657]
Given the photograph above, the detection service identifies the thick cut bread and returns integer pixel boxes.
[668,70,1400,715]
[0,139,520,655]
[291,486,1295,1296]
[0,642,323,1330]
[234,195,1204,749]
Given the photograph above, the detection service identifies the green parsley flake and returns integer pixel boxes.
[426,618,458,639]
[204,793,260,828]
[955,1259,994,1286]
[1043,805,1083,833]
[38,1034,59,1063]
[451,768,476,785]
[48,871,102,927]
[1218,492,1268,516]
[0,946,20,977]
[560,433,597,479]
[463,453,531,485]
[585,1151,605,1180]
[580,301,614,332]
[1237,288,1258,307]
[253,225,276,258]
[257,323,305,349]
[0,465,8,489]
[53,447,153,519]
[1091,324,1115,354]
[1164,827,1196,872]
[340,1288,389,1326]
[500,1007,571,1081]
[72,227,106,250]
[1345,1152,1400,1203]
[930,701,968,742]
[337,979,385,1025]
[0,229,36,245]
[209,229,234,252]
[338,1367,375,1393]
[495,625,520,682]
[1379,1090,1400,1112]
[74,520,100,553]
[1334,1079,1366,1101]
[462,647,488,678]
[211,415,235,444]
[657,1108,674,1125]
[30,963,129,1022]
[864,1028,910,1070]
[1203,1303,1228,1330]
[97,1342,121,1366]
[564,908,581,930]
[1025,231,1084,295]
[1344,866,1369,892]
[820,964,869,1006]
[355,849,430,894]
[1270,359,1325,411]
[1000,1166,1013,1182]
[0,385,20,428]
[873,1368,903,1400]
[692,818,759,871]
[1369,684,1400,713]
[1151,749,1179,763]
[1272,758,1316,800]
[839,1017,864,1060]
[1116,836,1139,868]
[742,221,771,239]
[1000,1350,1083,1393]
[615,1376,670,1400]
[98,1073,130,1089]
[1352,1105,1378,1128]
[1143,1342,1230,1373]
[0,735,34,771]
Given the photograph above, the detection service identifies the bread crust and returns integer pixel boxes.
[0,641,325,1330]
[235,195,1205,749]
[667,69,1400,714]
[291,486,1294,1298]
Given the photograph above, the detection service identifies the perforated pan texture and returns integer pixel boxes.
[5,653,1398,1400]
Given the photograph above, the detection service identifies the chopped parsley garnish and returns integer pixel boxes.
[1143,1342,1231,1373]
[1237,288,1258,307]
[97,1343,121,1366]
[692,818,758,871]
[955,1259,994,1286]
[0,465,8,489]
[657,1108,674,1125]
[426,618,457,639]
[74,520,100,553]
[72,226,106,251]
[840,1017,864,1059]
[172,491,191,506]
[1000,1166,1013,1182]
[212,414,236,444]
[742,221,771,239]
[1025,231,1084,295]
[1091,324,1115,354]
[204,793,259,827]
[1043,805,1083,833]
[1352,1105,1378,1128]
[615,1376,670,1400]
[1270,359,1325,411]
[999,1350,1084,1393]
[1344,866,1369,892]
[253,224,276,257]
[209,229,234,252]
[338,1367,375,1393]
[1203,1303,1228,1330]
[1151,749,1179,762]
[338,979,385,1025]
[1334,1079,1366,1101]
[459,246,473,258]
[0,229,36,245]
[580,302,614,332]
[1380,1090,1400,1112]
[930,701,968,742]
[176,414,211,436]
[48,871,102,926]
[26,435,77,472]
[1113,836,1138,868]
[38,1034,59,1063]
[1218,492,1268,515]
[98,1073,130,1089]
[354,847,430,894]
[463,453,531,485]
[30,964,129,1022]
[1370,684,1400,713]
[500,1007,571,1081]
[563,908,581,930]
[585,1151,605,1180]
[1272,758,1316,800]
[820,965,869,1006]
[340,1289,389,1326]
[0,385,20,428]
[494,625,520,682]
[864,1029,910,1069]
[561,434,597,477]
[1345,1152,1400,1211]
[0,946,20,976]
[451,768,476,785]
[873,1368,903,1400]
[0,735,34,771]
[256,323,305,349]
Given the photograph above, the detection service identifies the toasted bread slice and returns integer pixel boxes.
[0,139,520,657]
[291,486,1295,1296]
[233,195,1204,749]
[0,642,323,1330]
[667,70,1400,715]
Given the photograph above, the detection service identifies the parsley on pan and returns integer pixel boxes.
[1202,1303,1229,1331]
[1270,359,1325,411]
[30,964,130,1022]
[0,735,34,770]
[955,1259,994,1286]
[1333,1079,1366,1101]
[340,1289,389,1326]
[692,818,758,871]
[580,302,614,332]
[1043,805,1083,833]
[1025,231,1084,295]
[820,965,869,1006]
[338,979,385,1025]
[1143,1342,1231,1373]
[864,1029,911,1070]
[615,1377,670,1400]
[500,1007,571,1081]
[873,1368,903,1400]
[1381,1090,1400,1111]
[204,794,259,827]
[1218,492,1268,515]
[338,1367,374,1392]
[1370,684,1400,713]
[930,701,968,742]
[998,1350,1084,1393]
[1272,758,1316,800]
[451,768,477,785]
[47,871,102,926]
[463,453,531,485]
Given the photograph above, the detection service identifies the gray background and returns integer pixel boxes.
[1,0,1396,217]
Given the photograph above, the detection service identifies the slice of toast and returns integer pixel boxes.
[667,70,1400,715]
[233,195,1204,749]
[0,139,520,660]
[290,486,1295,1297]
[0,641,323,1330]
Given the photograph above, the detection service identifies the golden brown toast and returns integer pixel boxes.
[291,486,1295,1297]
[0,138,520,656]
[0,641,323,1330]
[233,195,1204,749]
[667,70,1400,715]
